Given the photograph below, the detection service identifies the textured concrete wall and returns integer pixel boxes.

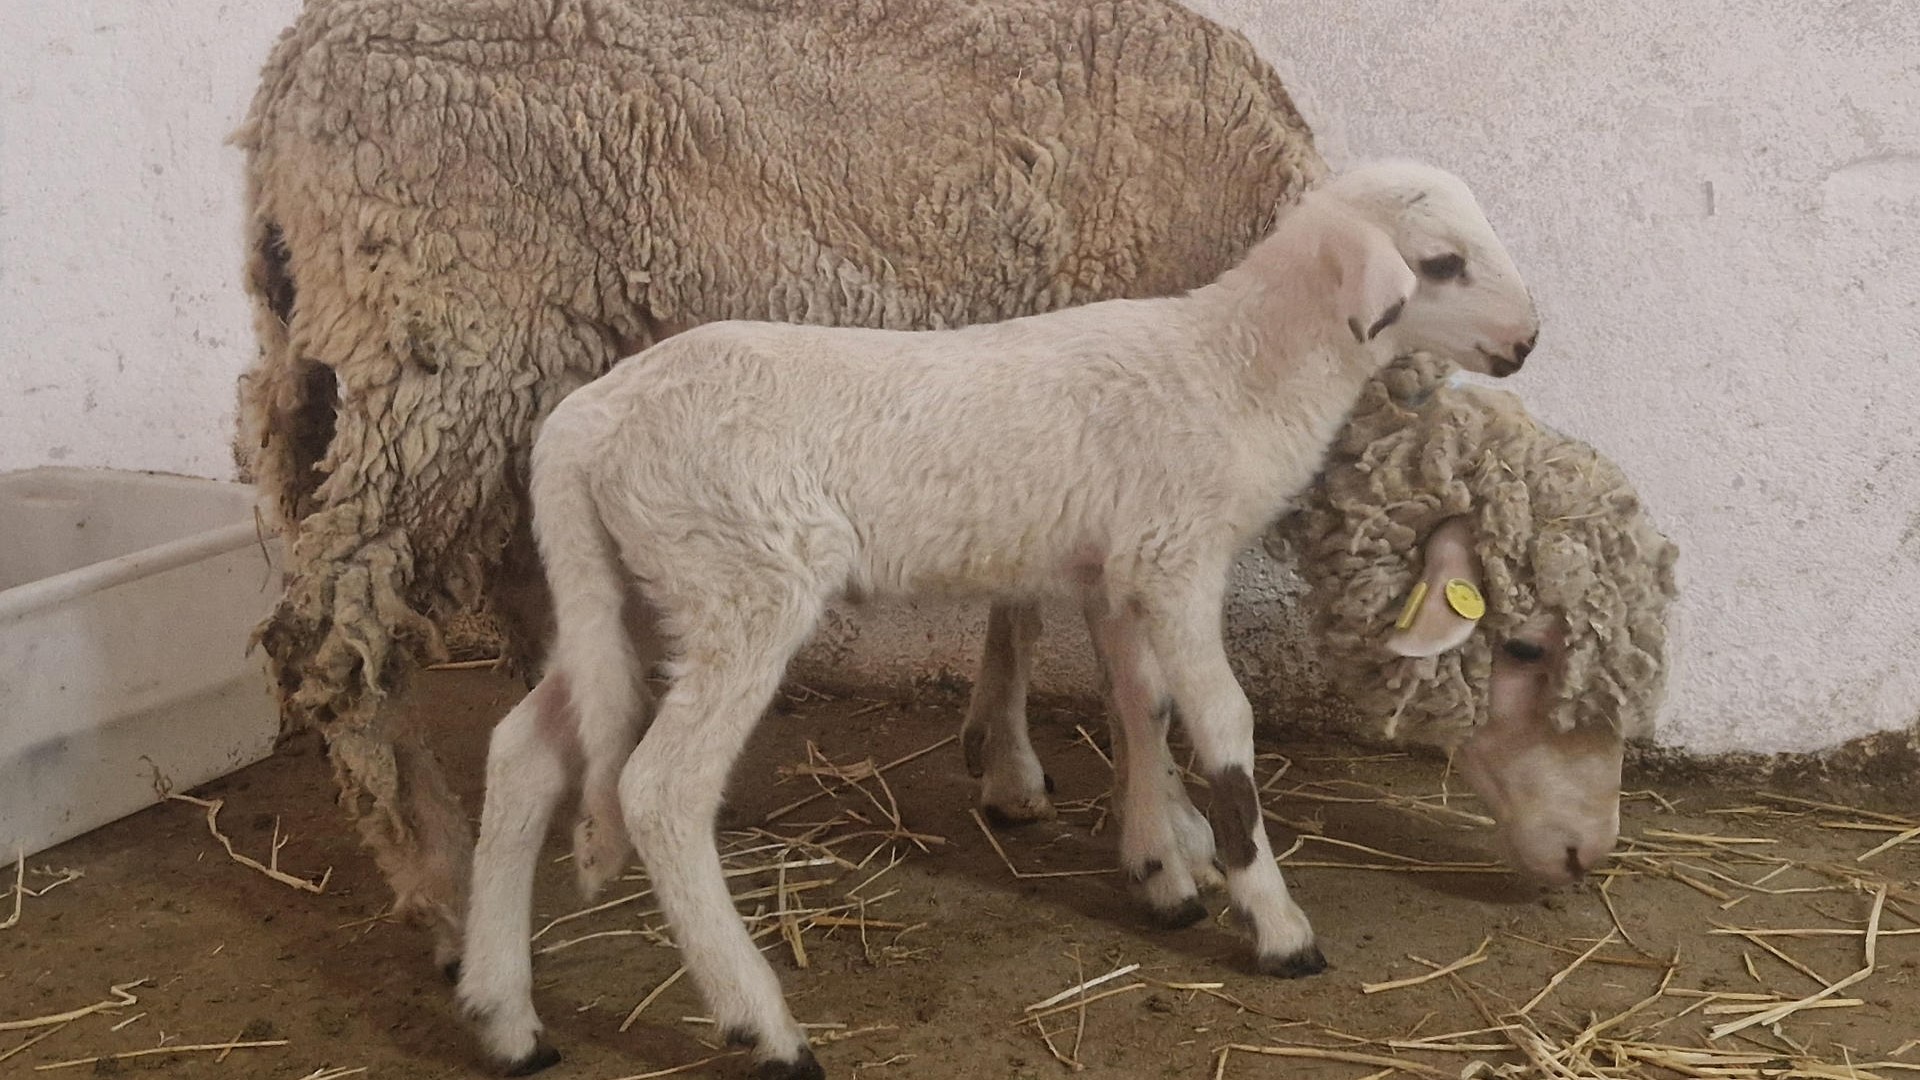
[0,0,302,478]
[4,0,1914,753]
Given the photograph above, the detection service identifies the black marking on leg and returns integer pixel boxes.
[1042,772,1056,795]
[1149,895,1209,931]
[440,958,462,984]
[1206,765,1260,870]
[756,1047,826,1080]
[1256,944,1330,979]
[1152,699,1176,731]
[961,725,987,777]
[503,1041,562,1076]
[723,1027,759,1049]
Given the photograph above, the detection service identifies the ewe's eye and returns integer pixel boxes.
[1501,639,1546,662]
[1418,253,1467,282]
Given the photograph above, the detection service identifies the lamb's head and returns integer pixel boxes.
[1384,517,1626,887]
[1314,162,1539,378]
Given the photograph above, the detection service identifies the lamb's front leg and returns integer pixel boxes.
[1084,596,1223,928]
[1143,584,1325,977]
[960,602,1054,826]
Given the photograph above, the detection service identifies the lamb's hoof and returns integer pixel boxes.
[756,1047,825,1080]
[440,958,462,984]
[981,800,1055,829]
[1148,896,1209,931]
[1256,944,1329,979]
[502,1041,562,1076]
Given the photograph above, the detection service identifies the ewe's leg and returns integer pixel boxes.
[1084,598,1221,927]
[1144,587,1324,977]
[456,678,576,1075]
[960,603,1054,826]
[621,599,826,1080]
[325,716,474,976]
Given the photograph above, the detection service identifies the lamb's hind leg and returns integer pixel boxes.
[455,677,576,1075]
[960,603,1054,826]
[1144,584,1324,977]
[620,594,827,1080]
[1084,594,1221,928]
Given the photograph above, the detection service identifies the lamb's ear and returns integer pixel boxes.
[1312,205,1417,343]
[1385,517,1484,657]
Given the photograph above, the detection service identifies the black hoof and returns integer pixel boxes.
[1148,896,1209,931]
[981,804,1038,830]
[723,1026,758,1049]
[440,958,462,984]
[503,1041,562,1076]
[1256,944,1329,979]
[756,1047,825,1080]
[1042,772,1056,795]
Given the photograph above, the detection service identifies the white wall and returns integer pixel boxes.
[1180,0,1920,754]
[0,0,301,478]
[3,0,1914,754]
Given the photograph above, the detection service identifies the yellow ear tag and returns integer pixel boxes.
[1395,581,1429,631]
[1444,578,1486,621]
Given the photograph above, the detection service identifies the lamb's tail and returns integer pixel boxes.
[530,438,646,900]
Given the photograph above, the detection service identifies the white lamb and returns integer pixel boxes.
[457,161,1540,1078]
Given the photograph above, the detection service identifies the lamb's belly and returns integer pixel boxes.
[863,532,1084,601]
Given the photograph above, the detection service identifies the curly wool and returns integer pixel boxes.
[234,0,1325,736]
[1285,353,1680,747]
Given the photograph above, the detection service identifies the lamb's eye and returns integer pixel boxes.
[1418,253,1466,282]
[1501,639,1546,662]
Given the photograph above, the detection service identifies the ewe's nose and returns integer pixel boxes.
[1490,332,1537,377]
[1563,837,1611,882]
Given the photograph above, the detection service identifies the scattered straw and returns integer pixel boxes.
[34,1038,288,1070]
[1217,1043,1452,1079]
[1518,930,1618,1015]
[166,794,331,893]
[1025,962,1142,1013]
[1709,885,1887,1040]
[764,735,956,823]
[970,810,1109,880]
[605,1050,746,1079]
[1363,936,1491,994]
[1,980,145,1032]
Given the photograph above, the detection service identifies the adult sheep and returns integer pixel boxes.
[235,0,1324,971]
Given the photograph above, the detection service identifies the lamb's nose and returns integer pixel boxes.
[1513,333,1536,364]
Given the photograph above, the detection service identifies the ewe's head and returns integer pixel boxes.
[1309,162,1539,378]
[1387,523,1626,886]
[1290,356,1679,889]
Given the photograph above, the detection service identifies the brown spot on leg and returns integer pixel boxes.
[1207,764,1260,870]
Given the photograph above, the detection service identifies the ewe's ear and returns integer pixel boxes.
[1312,205,1417,343]
[1385,517,1484,657]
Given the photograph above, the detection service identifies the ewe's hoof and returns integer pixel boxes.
[981,800,1055,829]
[1256,945,1329,979]
[502,1041,562,1076]
[756,1047,825,1080]
[1148,896,1209,931]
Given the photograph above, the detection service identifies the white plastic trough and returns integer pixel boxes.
[0,468,283,861]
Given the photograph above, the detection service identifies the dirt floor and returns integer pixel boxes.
[4,670,1917,1079]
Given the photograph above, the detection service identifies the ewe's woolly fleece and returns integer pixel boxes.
[1283,353,1681,747]
[235,0,1324,733]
